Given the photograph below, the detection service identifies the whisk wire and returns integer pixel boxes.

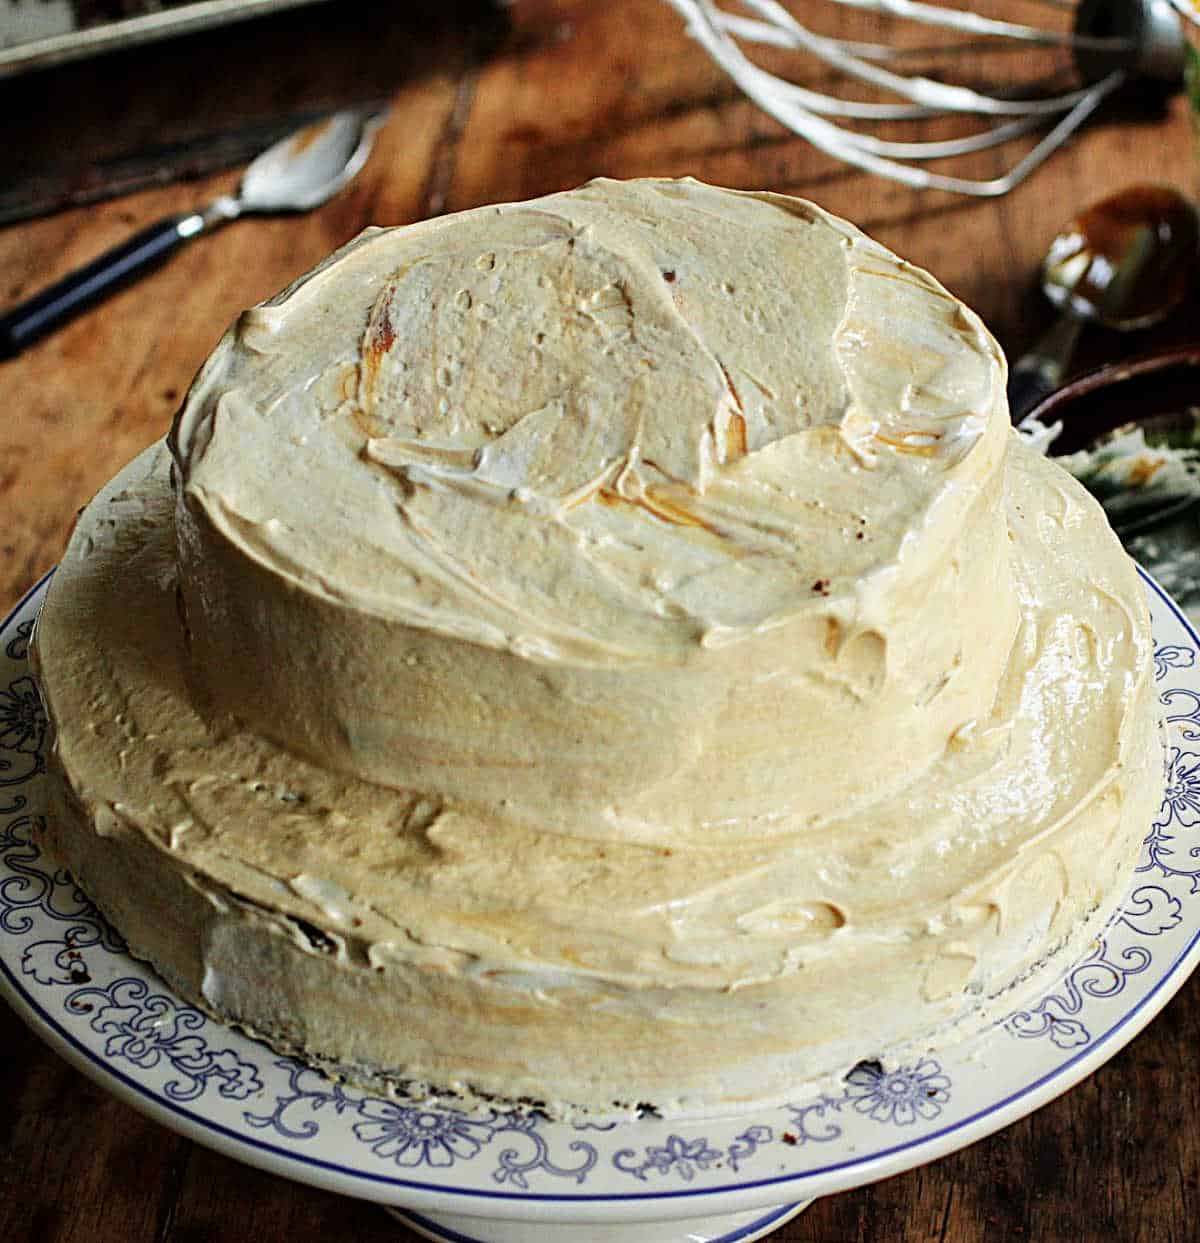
[820,0,1136,51]
[736,0,1103,115]
[668,0,1167,195]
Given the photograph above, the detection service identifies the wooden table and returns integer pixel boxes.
[1,2,1198,1239]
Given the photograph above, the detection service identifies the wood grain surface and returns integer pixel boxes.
[2,2,1199,1239]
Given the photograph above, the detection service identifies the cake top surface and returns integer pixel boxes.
[172,177,1006,663]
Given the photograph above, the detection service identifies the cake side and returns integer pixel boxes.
[32,438,1163,1118]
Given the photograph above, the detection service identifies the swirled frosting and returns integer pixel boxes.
[34,180,1163,1118]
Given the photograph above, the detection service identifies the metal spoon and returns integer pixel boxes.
[1007,183,1200,420]
[0,107,386,360]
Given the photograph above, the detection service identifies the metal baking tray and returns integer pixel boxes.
[0,0,333,78]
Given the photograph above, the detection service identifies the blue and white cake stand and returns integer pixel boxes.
[2,570,1199,1243]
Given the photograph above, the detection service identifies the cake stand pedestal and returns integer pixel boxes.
[387,1199,811,1243]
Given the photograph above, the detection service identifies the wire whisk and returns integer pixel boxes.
[664,0,1194,195]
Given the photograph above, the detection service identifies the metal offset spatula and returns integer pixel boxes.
[0,107,386,360]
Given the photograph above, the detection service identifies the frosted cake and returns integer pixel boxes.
[32,179,1163,1118]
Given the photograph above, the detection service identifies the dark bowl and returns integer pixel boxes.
[1027,346,1200,456]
